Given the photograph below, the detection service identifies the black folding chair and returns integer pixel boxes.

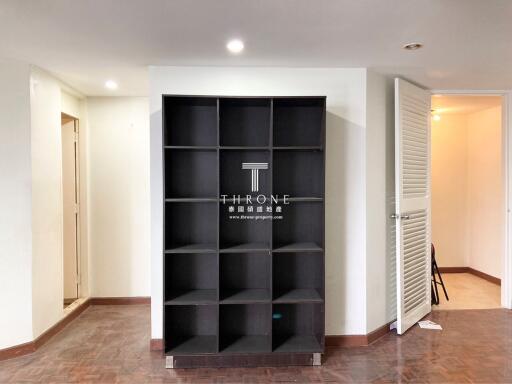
[431,243,449,305]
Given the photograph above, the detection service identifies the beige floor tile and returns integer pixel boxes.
[433,272,500,310]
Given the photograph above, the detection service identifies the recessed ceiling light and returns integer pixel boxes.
[432,114,441,121]
[227,39,244,54]
[105,80,118,90]
[403,42,423,51]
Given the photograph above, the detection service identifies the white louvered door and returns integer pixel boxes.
[394,78,431,334]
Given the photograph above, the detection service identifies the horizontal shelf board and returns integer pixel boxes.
[272,242,323,253]
[165,289,217,305]
[220,243,270,253]
[220,146,270,150]
[277,197,323,203]
[273,146,323,151]
[165,244,217,253]
[164,146,217,150]
[220,336,271,354]
[272,335,323,353]
[165,198,218,202]
[221,289,271,304]
[273,289,323,304]
[166,335,218,355]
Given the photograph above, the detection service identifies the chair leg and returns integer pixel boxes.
[433,259,449,301]
[431,283,438,305]
[431,264,440,305]
[433,276,440,305]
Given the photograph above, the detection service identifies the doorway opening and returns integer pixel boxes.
[62,113,80,309]
[430,95,504,310]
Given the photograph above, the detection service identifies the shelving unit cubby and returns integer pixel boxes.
[164,201,217,253]
[220,253,271,303]
[165,253,218,305]
[165,148,217,199]
[163,95,325,368]
[220,304,272,353]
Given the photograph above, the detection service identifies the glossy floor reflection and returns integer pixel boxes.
[1,305,511,383]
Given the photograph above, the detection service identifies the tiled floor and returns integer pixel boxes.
[433,273,501,310]
[1,305,512,383]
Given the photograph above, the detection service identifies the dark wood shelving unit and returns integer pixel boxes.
[163,95,325,368]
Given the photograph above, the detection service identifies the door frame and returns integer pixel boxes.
[430,89,512,309]
[61,113,82,301]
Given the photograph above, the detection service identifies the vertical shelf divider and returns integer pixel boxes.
[216,97,220,353]
[161,95,167,354]
[269,98,274,350]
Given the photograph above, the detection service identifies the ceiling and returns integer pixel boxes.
[432,95,502,115]
[1,0,511,96]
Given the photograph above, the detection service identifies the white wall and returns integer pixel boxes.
[467,106,504,278]
[0,60,34,349]
[87,97,150,297]
[431,114,469,267]
[431,106,503,279]
[29,68,88,339]
[62,91,81,119]
[149,66,371,338]
[30,67,65,338]
[0,62,89,348]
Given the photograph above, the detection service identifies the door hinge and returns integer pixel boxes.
[74,131,79,143]
[75,273,81,285]
[74,203,79,214]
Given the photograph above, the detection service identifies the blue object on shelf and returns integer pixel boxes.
[272,313,282,320]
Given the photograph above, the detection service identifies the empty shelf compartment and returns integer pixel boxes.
[164,149,217,199]
[273,98,324,147]
[272,303,323,353]
[220,203,271,250]
[220,253,271,303]
[273,150,323,198]
[165,253,218,304]
[165,305,218,355]
[272,202,323,249]
[163,96,217,147]
[165,202,217,250]
[273,252,323,302]
[219,98,270,147]
[220,304,271,353]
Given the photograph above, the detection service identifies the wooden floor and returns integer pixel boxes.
[433,273,500,310]
[1,305,512,383]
